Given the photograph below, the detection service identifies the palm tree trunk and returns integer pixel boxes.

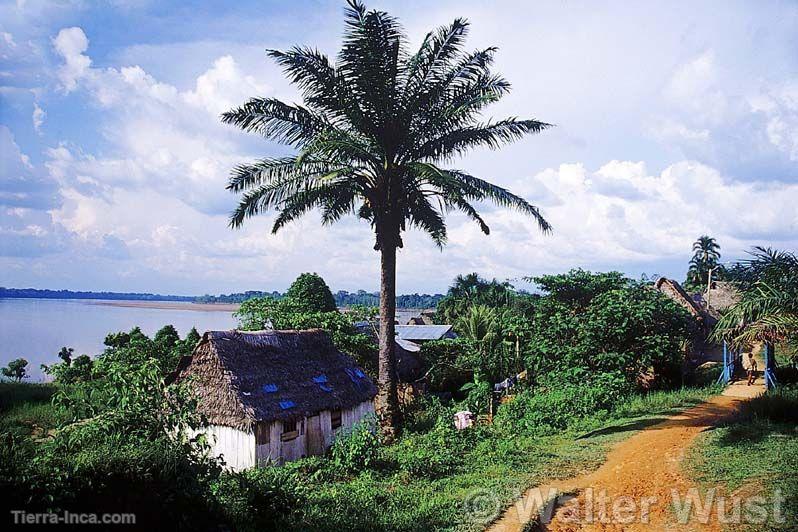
[377,243,400,442]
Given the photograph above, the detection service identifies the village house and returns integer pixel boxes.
[654,277,706,321]
[405,309,437,325]
[395,324,456,343]
[168,329,376,470]
[705,280,740,312]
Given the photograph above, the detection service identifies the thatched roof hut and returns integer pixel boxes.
[169,329,377,431]
[705,281,740,312]
[654,277,704,318]
[406,310,437,325]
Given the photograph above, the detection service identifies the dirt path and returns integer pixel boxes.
[488,380,765,531]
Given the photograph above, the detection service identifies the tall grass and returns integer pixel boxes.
[0,382,65,437]
[611,385,721,419]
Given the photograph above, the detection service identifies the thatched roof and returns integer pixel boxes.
[168,329,377,430]
[705,281,740,312]
[654,277,704,318]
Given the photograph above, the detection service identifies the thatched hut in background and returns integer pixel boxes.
[168,329,376,470]
[705,281,741,313]
[654,277,705,320]
[406,309,437,325]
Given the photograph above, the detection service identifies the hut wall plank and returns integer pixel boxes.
[269,421,282,463]
[306,414,324,456]
[319,410,334,449]
[201,425,255,472]
[278,419,307,463]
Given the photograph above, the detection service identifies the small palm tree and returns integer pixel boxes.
[686,235,721,289]
[693,235,721,263]
[222,0,551,439]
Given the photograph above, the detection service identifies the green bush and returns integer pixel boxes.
[330,417,381,474]
[212,466,306,531]
[495,373,631,433]
[385,421,461,478]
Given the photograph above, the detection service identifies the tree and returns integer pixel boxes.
[58,347,74,365]
[436,273,516,323]
[222,1,551,439]
[685,235,721,290]
[2,358,29,382]
[713,247,798,347]
[235,295,378,376]
[283,272,337,313]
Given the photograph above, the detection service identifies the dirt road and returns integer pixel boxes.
[488,380,765,531]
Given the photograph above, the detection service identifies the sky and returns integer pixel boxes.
[1,0,797,296]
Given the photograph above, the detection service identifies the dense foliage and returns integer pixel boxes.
[283,273,337,313]
[436,273,535,324]
[421,269,693,404]
[526,271,693,388]
[236,275,377,375]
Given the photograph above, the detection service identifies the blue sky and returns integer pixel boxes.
[1,0,798,295]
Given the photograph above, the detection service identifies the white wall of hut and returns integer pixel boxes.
[203,400,375,471]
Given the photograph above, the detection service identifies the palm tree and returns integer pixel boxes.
[713,247,798,348]
[437,273,515,322]
[686,235,721,289]
[221,0,551,439]
[693,235,721,263]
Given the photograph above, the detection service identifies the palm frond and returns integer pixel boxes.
[414,118,551,161]
[227,157,339,193]
[220,98,326,147]
[448,170,552,233]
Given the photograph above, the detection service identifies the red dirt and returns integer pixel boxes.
[488,380,765,531]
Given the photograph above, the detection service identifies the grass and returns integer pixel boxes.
[0,382,66,438]
[685,385,798,530]
[287,385,720,532]
[0,382,721,531]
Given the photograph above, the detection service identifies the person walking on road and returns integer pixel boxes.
[747,352,759,386]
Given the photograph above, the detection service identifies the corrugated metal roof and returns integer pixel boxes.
[395,325,454,341]
[395,338,421,352]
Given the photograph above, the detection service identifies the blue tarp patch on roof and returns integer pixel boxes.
[312,374,328,383]
[319,383,333,393]
[344,367,367,384]
[279,401,295,410]
[263,384,278,393]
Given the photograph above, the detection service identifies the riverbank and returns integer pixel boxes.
[89,300,240,312]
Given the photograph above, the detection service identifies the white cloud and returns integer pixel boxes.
[183,55,270,115]
[52,27,91,92]
[32,101,45,132]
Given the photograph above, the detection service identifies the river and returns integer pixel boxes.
[0,298,238,380]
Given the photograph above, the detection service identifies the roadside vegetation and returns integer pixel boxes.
[683,245,798,530]
[685,385,798,530]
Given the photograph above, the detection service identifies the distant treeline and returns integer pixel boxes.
[194,291,283,303]
[197,290,444,308]
[0,287,194,302]
[2,287,444,308]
